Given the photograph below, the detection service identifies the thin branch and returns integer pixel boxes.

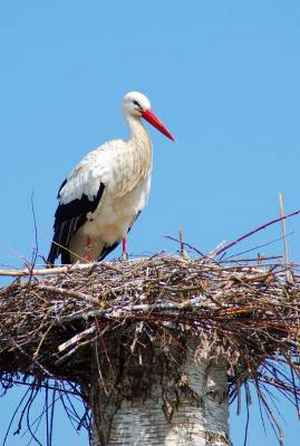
[215,208,300,257]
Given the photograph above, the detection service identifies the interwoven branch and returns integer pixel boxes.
[0,254,300,443]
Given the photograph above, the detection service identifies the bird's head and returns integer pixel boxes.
[123,91,175,141]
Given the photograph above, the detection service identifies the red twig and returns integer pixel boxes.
[215,208,300,257]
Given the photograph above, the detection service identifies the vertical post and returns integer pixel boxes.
[279,192,293,282]
[85,346,230,446]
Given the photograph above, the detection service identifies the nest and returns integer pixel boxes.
[0,252,300,443]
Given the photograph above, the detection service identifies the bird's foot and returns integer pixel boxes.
[121,238,128,261]
[120,252,129,261]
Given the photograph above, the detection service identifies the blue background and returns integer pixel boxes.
[0,1,299,444]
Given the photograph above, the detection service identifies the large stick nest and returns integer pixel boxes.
[0,254,300,441]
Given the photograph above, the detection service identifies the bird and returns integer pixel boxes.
[47,91,174,265]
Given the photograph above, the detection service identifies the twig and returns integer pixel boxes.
[58,325,96,353]
[215,208,300,257]
[179,227,186,257]
[30,192,39,274]
[35,284,98,305]
[0,261,122,277]
[165,235,207,258]
[279,193,293,283]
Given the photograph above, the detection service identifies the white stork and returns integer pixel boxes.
[47,91,174,264]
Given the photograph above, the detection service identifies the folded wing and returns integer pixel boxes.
[47,178,105,264]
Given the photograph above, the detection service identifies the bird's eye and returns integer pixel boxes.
[133,100,141,108]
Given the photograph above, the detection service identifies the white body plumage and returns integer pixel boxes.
[48,91,174,264]
[61,135,152,261]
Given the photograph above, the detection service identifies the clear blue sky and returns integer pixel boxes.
[0,1,300,444]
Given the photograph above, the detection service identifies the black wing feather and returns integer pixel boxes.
[47,181,105,264]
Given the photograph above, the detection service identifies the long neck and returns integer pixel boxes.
[117,114,153,193]
[126,114,151,148]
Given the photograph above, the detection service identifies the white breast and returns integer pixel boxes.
[89,170,152,243]
[65,136,153,260]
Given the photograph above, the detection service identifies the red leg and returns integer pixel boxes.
[122,237,128,260]
[84,236,93,262]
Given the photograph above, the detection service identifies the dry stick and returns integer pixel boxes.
[58,325,96,353]
[179,226,185,257]
[60,299,209,324]
[33,323,55,359]
[279,193,289,266]
[49,240,93,264]
[0,261,123,277]
[35,284,99,305]
[279,193,293,283]
[30,192,39,272]
[0,264,95,277]
[165,235,207,257]
[56,337,96,365]
[215,208,300,257]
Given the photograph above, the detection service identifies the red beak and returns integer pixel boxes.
[142,109,175,141]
